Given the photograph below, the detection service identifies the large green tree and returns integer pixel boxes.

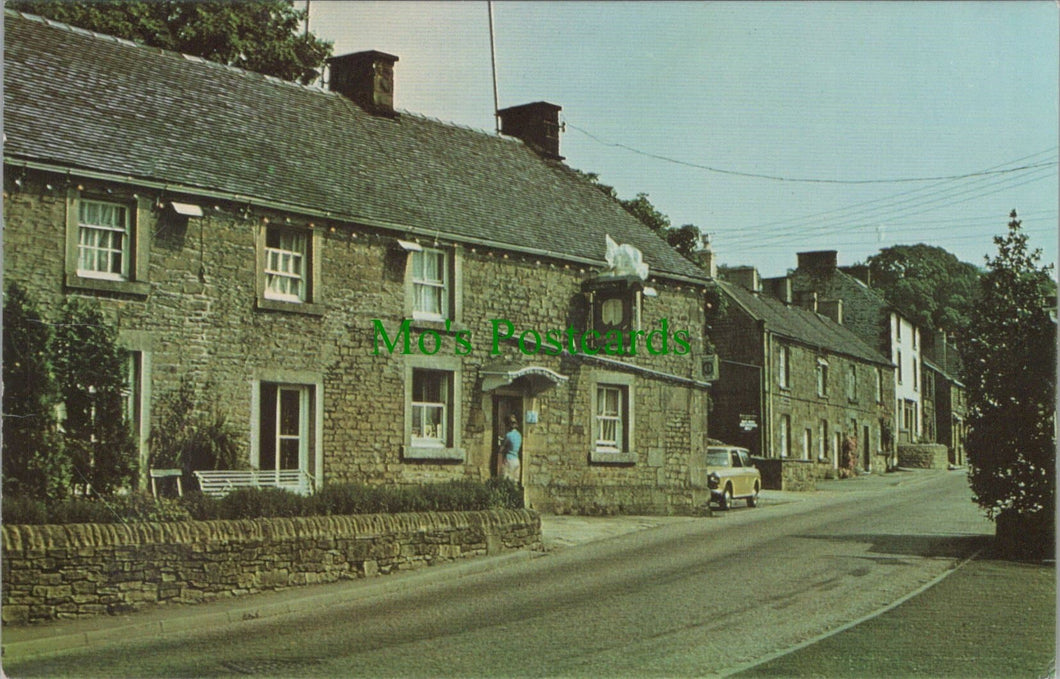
[9,0,332,84]
[51,299,137,496]
[2,284,69,501]
[865,243,982,338]
[963,211,1055,537]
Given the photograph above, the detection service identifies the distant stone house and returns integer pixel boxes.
[788,251,923,451]
[922,333,967,466]
[2,11,714,514]
[704,265,895,473]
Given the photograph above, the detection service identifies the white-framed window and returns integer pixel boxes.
[411,369,451,446]
[778,414,791,458]
[259,384,311,473]
[588,371,636,464]
[264,229,307,302]
[816,359,829,397]
[595,385,625,452]
[778,345,790,389]
[875,367,884,403]
[77,199,130,280]
[847,364,858,402]
[412,248,449,320]
[803,428,813,460]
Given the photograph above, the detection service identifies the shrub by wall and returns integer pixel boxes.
[2,509,540,625]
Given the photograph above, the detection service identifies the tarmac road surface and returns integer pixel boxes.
[5,470,993,678]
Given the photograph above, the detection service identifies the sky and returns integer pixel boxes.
[304,1,1058,277]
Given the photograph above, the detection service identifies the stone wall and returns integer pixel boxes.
[754,458,833,492]
[897,443,949,469]
[1,509,540,625]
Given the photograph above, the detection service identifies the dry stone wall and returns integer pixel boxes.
[1,509,540,625]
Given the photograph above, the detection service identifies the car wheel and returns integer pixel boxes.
[720,485,733,510]
[747,483,759,508]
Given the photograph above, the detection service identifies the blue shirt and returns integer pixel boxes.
[504,429,522,459]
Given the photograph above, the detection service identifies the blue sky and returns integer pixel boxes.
[305,1,1058,277]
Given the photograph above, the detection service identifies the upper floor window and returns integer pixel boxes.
[896,318,902,340]
[264,229,307,302]
[897,350,903,384]
[256,223,322,314]
[778,345,790,389]
[847,364,857,402]
[412,248,449,320]
[875,367,884,403]
[65,188,151,296]
[816,359,829,397]
[913,358,919,391]
[77,200,130,280]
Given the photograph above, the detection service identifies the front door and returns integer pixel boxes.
[492,395,522,480]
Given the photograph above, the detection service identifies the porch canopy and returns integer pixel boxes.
[480,360,569,394]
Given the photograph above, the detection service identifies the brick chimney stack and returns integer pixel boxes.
[327,51,399,116]
[498,102,564,160]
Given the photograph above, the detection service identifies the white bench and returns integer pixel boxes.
[192,469,313,497]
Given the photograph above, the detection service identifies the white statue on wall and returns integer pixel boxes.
[603,234,649,280]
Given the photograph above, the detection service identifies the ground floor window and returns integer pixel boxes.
[803,428,812,460]
[778,414,791,458]
[259,383,311,473]
[588,371,636,464]
[411,369,451,447]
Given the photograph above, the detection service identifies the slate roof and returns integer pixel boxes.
[3,11,706,281]
[720,281,892,366]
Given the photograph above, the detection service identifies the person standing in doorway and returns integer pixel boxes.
[500,414,522,482]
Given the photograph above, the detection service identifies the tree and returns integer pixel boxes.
[51,299,137,496]
[8,1,332,85]
[866,244,982,339]
[2,284,69,501]
[572,170,705,259]
[963,211,1055,556]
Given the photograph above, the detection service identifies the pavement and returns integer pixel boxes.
[4,469,1051,675]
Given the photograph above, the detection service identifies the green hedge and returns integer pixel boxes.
[2,478,524,525]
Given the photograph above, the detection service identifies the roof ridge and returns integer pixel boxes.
[6,9,333,96]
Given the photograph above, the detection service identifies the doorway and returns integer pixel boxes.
[492,394,523,480]
[863,425,871,471]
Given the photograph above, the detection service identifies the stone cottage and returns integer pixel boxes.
[788,251,923,450]
[2,11,714,514]
[704,264,896,475]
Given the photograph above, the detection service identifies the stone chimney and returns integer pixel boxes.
[724,266,760,292]
[794,290,818,312]
[327,51,399,116]
[763,276,792,304]
[498,102,564,160]
[797,250,838,274]
[818,298,844,325]
[691,238,717,278]
[840,264,872,286]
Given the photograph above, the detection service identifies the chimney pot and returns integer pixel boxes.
[498,102,564,160]
[328,50,399,116]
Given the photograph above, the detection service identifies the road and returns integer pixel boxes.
[5,471,993,678]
